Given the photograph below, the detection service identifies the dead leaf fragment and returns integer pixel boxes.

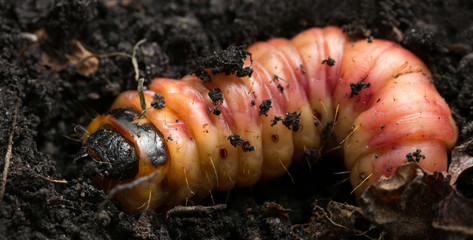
[434,190,473,237]
[359,163,473,240]
[41,40,99,77]
[31,29,99,77]
[449,145,473,185]
[260,202,291,222]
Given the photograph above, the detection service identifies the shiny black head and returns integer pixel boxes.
[74,108,168,180]
[74,126,139,179]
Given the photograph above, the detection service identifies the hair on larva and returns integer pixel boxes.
[75,26,458,214]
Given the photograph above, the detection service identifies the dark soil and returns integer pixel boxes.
[1,0,473,239]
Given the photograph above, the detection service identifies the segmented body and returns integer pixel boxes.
[79,26,458,213]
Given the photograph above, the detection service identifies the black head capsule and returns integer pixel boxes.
[74,108,169,180]
[74,126,139,179]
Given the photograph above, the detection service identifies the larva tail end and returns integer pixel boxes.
[350,140,448,196]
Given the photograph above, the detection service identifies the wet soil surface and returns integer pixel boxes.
[1,0,473,239]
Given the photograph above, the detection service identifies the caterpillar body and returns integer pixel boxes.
[76,26,458,214]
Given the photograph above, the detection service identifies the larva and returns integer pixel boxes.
[75,26,458,214]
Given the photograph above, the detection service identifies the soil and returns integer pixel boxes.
[1,0,473,239]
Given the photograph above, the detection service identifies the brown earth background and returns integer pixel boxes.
[1,0,473,239]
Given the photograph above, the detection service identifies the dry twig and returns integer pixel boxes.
[0,99,20,203]
[37,174,68,184]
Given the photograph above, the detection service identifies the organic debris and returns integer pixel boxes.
[260,202,291,222]
[359,163,473,239]
[304,201,382,239]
